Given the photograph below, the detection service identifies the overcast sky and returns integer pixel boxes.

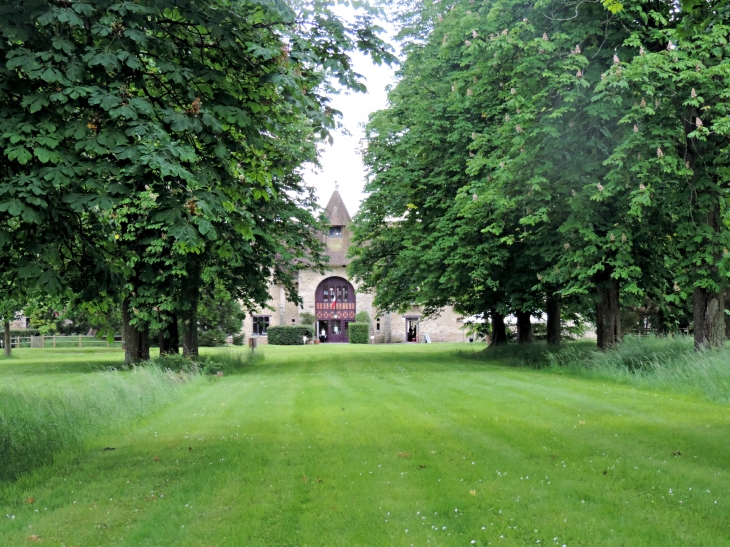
[303,41,398,218]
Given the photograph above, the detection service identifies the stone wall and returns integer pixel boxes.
[371,306,466,343]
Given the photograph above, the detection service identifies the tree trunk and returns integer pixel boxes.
[546,297,561,345]
[181,262,202,357]
[516,311,533,344]
[182,316,198,357]
[691,199,726,349]
[724,293,730,341]
[3,321,10,358]
[490,310,507,346]
[122,297,149,364]
[595,271,621,350]
[655,308,669,336]
[141,326,150,361]
[693,287,725,349]
[158,315,179,355]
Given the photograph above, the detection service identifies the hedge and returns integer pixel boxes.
[267,325,314,345]
[348,322,370,344]
[6,329,41,337]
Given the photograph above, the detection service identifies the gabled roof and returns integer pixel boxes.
[324,189,351,226]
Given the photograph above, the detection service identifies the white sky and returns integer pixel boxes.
[304,31,398,218]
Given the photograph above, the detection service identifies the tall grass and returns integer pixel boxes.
[0,365,201,482]
[150,348,264,375]
[546,335,730,403]
[472,335,730,403]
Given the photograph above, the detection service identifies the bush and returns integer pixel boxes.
[300,312,315,326]
[348,322,370,344]
[198,329,227,347]
[355,311,371,324]
[231,333,245,346]
[267,325,314,345]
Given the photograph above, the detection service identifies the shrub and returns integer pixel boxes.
[355,311,371,324]
[231,333,245,346]
[348,322,370,344]
[267,325,314,345]
[299,312,315,325]
[199,329,227,347]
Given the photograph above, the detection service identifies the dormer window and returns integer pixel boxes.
[329,226,343,237]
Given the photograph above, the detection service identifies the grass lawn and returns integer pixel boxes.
[1,343,729,546]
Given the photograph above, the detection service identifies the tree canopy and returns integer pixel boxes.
[0,0,393,361]
[350,0,730,349]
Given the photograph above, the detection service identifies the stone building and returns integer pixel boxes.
[241,189,467,344]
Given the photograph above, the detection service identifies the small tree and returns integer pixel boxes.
[355,311,371,324]
[299,312,316,326]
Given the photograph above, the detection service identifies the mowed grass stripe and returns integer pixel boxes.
[1,344,728,546]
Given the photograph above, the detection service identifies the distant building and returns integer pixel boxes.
[9,315,30,330]
[242,189,465,343]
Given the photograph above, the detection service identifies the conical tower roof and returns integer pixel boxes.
[324,188,351,226]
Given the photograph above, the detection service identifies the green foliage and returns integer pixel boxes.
[348,322,370,344]
[6,329,41,338]
[266,325,314,345]
[355,311,371,324]
[198,329,227,347]
[197,293,246,346]
[299,312,316,326]
[352,0,730,349]
[0,0,394,361]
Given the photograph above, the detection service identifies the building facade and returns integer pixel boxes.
[242,190,467,344]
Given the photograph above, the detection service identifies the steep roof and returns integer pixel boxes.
[322,189,353,266]
[323,189,351,226]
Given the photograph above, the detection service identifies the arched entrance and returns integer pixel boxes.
[315,277,356,343]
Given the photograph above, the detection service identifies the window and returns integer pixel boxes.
[291,318,296,324]
[329,226,343,237]
[252,316,269,335]
[323,288,329,302]
[376,321,381,332]
[343,286,348,301]
[337,286,342,301]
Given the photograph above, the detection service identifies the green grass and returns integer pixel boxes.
[1,343,729,546]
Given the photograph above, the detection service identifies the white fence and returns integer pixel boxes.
[1,335,123,349]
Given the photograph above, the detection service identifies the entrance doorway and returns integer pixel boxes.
[317,320,329,343]
[317,319,349,343]
[406,317,420,342]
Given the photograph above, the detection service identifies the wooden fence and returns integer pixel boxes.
[1,335,123,349]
